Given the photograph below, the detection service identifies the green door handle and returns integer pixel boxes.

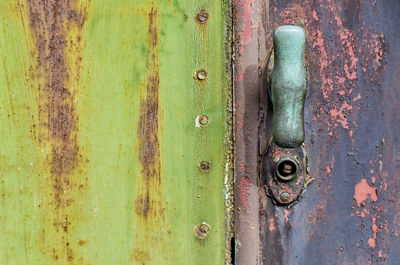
[271,25,307,148]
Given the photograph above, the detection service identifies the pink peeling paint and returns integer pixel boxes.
[268,217,276,231]
[239,176,251,208]
[353,94,361,101]
[283,209,290,224]
[326,157,334,174]
[329,101,353,129]
[339,29,358,82]
[235,0,253,82]
[353,178,378,207]
[237,0,253,44]
[368,216,380,248]
[368,237,376,248]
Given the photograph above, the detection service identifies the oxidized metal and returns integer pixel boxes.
[195,69,208,80]
[197,114,210,126]
[275,157,298,182]
[235,0,400,264]
[198,161,211,172]
[266,26,309,206]
[195,223,211,239]
[196,10,209,24]
[271,25,306,148]
[265,141,307,206]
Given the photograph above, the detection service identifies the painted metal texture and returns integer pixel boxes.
[0,1,233,264]
[234,0,400,264]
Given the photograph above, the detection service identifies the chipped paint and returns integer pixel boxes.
[235,0,400,264]
[354,178,378,207]
[0,0,232,264]
[239,176,251,208]
[268,217,276,231]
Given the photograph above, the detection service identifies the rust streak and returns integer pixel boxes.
[26,0,87,262]
[26,0,85,208]
[135,7,162,220]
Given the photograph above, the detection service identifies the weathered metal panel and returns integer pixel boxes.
[234,0,400,264]
[0,1,233,264]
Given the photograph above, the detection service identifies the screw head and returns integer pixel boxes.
[196,10,209,24]
[195,223,210,239]
[197,115,209,126]
[195,69,207,80]
[198,161,211,172]
[280,192,291,203]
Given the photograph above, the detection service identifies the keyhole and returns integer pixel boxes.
[275,158,298,182]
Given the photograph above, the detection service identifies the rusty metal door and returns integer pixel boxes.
[2,0,400,264]
[234,0,400,264]
[0,1,233,264]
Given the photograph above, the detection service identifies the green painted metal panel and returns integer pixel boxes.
[0,1,233,264]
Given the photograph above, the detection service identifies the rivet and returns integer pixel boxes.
[280,192,291,203]
[196,10,209,24]
[195,69,207,80]
[197,115,209,126]
[195,223,210,239]
[198,161,211,172]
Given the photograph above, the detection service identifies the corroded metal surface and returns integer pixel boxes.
[265,141,309,206]
[0,1,232,264]
[235,0,400,264]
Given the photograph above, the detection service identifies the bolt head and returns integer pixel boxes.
[198,115,209,126]
[196,10,209,24]
[195,223,210,239]
[199,161,211,172]
[280,192,291,202]
[195,69,207,80]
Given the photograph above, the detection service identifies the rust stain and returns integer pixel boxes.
[78,240,87,246]
[26,0,87,262]
[239,176,251,208]
[26,0,86,208]
[131,248,151,264]
[135,6,163,220]
[354,178,378,207]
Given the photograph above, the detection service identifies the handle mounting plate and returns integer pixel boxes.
[265,141,308,206]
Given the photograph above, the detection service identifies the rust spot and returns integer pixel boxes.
[26,0,86,208]
[66,242,74,261]
[135,195,150,218]
[239,176,251,208]
[135,6,163,220]
[78,240,87,246]
[131,248,151,264]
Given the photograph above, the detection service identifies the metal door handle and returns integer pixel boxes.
[265,25,310,206]
[271,25,306,148]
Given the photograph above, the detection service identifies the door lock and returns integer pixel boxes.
[265,25,310,206]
